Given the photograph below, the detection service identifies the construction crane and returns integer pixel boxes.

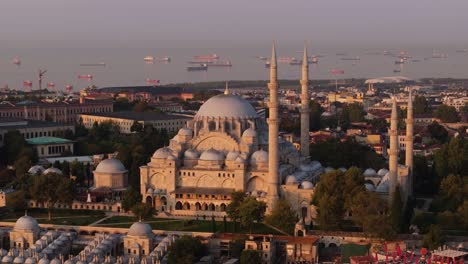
[38,68,47,97]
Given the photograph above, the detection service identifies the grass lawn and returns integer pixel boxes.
[340,243,370,263]
[96,216,281,235]
[36,216,104,226]
[0,208,105,226]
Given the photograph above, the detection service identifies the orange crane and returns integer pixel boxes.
[38,68,47,97]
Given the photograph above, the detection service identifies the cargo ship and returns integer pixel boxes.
[12,57,21,66]
[80,62,106,67]
[395,58,405,64]
[310,57,318,64]
[144,56,154,62]
[341,56,360,61]
[193,54,219,60]
[187,64,208,71]
[207,60,232,67]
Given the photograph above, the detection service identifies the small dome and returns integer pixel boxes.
[376,181,389,193]
[226,151,240,161]
[377,168,389,177]
[38,258,49,264]
[242,128,257,138]
[43,167,62,175]
[250,150,268,164]
[365,183,375,191]
[50,259,61,264]
[178,127,193,136]
[184,149,199,159]
[28,165,45,174]
[363,168,377,177]
[324,167,334,173]
[128,222,153,237]
[200,149,224,161]
[285,175,298,185]
[13,256,25,264]
[338,167,347,172]
[95,158,126,173]
[195,94,257,119]
[2,255,13,263]
[15,215,39,231]
[152,147,174,159]
[24,258,36,264]
[235,157,246,163]
[301,181,314,189]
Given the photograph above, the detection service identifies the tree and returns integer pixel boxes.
[413,95,430,115]
[122,187,143,212]
[435,105,460,123]
[369,118,388,134]
[389,186,404,233]
[133,101,150,112]
[312,170,345,230]
[457,200,468,230]
[70,160,85,184]
[438,174,466,211]
[229,239,245,258]
[167,236,204,264]
[29,173,75,220]
[349,191,391,238]
[7,190,27,211]
[240,250,262,264]
[433,138,468,180]
[238,197,267,233]
[265,199,298,235]
[309,100,323,131]
[226,191,246,225]
[423,225,444,250]
[1,130,28,165]
[130,121,143,133]
[211,215,217,233]
[427,122,448,143]
[131,202,156,220]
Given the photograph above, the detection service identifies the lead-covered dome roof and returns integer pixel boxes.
[195,94,257,119]
[95,158,127,173]
[15,215,39,231]
[200,149,224,161]
[250,150,268,164]
[152,147,174,159]
[128,221,153,237]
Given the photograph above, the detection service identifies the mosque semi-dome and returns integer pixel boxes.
[95,158,127,173]
[128,222,153,237]
[285,175,298,185]
[242,128,257,138]
[184,149,199,159]
[200,149,224,161]
[301,181,314,190]
[152,147,174,159]
[226,151,240,161]
[363,168,377,177]
[377,168,389,177]
[28,165,45,175]
[195,94,257,119]
[14,215,39,231]
[178,127,193,136]
[250,150,268,164]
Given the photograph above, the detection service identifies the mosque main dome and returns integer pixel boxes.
[128,222,153,237]
[195,94,257,119]
[95,158,127,173]
[14,215,39,231]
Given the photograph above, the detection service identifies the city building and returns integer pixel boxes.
[93,86,194,102]
[26,137,74,158]
[442,96,468,112]
[0,118,74,147]
[0,100,113,124]
[78,112,191,134]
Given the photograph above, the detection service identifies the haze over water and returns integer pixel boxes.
[1,0,467,90]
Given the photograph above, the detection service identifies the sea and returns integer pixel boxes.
[1,45,467,91]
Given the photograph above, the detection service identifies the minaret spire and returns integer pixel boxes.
[389,96,399,200]
[300,43,310,158]
[405,87,414,196]
[267,41,280,212]
[224,81,229,95]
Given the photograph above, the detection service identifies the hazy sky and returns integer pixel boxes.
[1,0,467,49]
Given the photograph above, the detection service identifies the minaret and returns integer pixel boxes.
[267,42,280,211]
[224,81,229,95]
[300,43,310,159]
[405,88,414,196]
[388,96,399,200]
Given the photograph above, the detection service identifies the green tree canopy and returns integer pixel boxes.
[423,225,444,250]
[122,187,143,212]
[435,105,460,123]
[240,250,262,264]
[427,122,448,143]
[413,95,430,115]
[167,236,204,264]
[264,199,298,235]
[131,202,156,221]
[226,191,246,222]
[238,197,267,233]
[29,173,75,220]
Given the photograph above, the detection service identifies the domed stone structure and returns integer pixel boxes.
[195,94,257,119]
[28,165,45,175]
[93,158,128,190]
[200,149,224,161]
[10,214,40,249]
[124,221,154,257]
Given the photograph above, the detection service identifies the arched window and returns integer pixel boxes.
[209,203,215,211]
[175,202,183,210]
[220,203,227,211]
[183,202,190,210]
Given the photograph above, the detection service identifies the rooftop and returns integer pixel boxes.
[26,137,73,145]
[97,86,194,95]
[79,111,191,121]
[0,119,73,129]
